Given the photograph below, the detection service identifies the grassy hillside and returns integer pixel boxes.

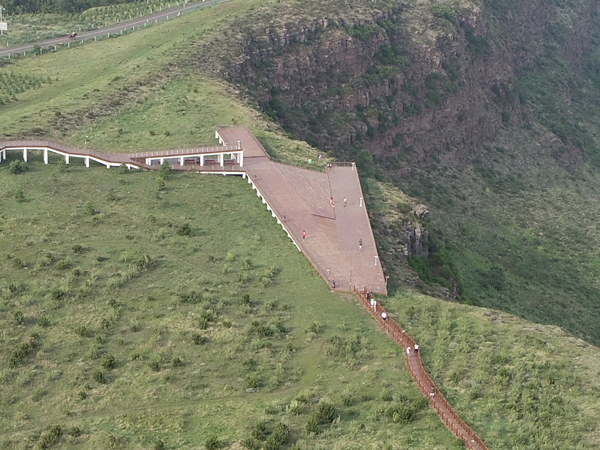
[1,158,599,449]
[1,2,600,448]
[0,0,269,148]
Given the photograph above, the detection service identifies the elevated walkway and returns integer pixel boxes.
[0,128,386,294]
[354,288,488,450]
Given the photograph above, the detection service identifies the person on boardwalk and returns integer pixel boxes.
[381,312,387,321]
[370,298,374,309]
[373,300,377,312]
[302,230,306,240]
[359,239,363,250]
[329,196,333,206]
[344,197,347,207]
[414,343,419,355]
[406,347,411,356]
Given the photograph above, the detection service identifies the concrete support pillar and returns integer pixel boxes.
[44,149,48,164]
[200,155,205,166]
[239,151,244,167]
[159,158,164,165]
[65,154,70,164]
[242,172,247,179]
[219,154,224,167]
[145,158,150,165]
[180,156,184,166]
[106,163,111,169]
[85,157,90,168]
[23,148,28,162]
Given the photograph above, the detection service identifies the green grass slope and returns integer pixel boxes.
[0,0,269,148]
[0,158,599,449]
[0,157,457,450]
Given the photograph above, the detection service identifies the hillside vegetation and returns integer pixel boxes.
[1,1,600,448]
[1,158,599,450]
[202,0,600,346]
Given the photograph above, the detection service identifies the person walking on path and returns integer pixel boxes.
[406,347,411,356]
[359,239,363,250]
[303,230,306,240]
[381,312,387,321]
[344,197,347,207]
[373,300,377,312]
[414,343,419,355]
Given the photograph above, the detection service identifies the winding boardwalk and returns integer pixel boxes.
[0,128,488,448]
[354,288,488,450]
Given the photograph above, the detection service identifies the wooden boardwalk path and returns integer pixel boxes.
[354,288,488,450]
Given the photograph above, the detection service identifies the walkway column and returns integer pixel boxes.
[159,158,164,165]
[65,154,70,164]
[85,157,90,168]
[23,148,28,162]
[200,155,205,166]
[238,150,244,167]
[179,156,184,166]
[219,154,224,167]
[44,149,48,164]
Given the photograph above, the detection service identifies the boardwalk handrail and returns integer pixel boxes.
[352,288,488,450]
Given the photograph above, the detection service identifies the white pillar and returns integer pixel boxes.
[85,157,90,168]
[360,197,363,207]
[146,158,150,165]
[180,156,184,166]
[239,151,244,167]
[219,154,224,167]
[44,149,48,164]
[106,162,111,168]
[23,148,28,162]
[65,154,70,164]
[200,155,205,166]
[159,158,164,165]
[352,162,355,171]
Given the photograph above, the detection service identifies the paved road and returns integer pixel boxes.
[0,0,229,58]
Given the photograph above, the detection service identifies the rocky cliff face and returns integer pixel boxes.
[226,0,600,168]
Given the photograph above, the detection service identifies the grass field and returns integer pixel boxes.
[0,0,270,148]
[0,157,458,450]
[1,157,599,449]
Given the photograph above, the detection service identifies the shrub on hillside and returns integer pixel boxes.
[176,222,192,236]
[315,402,336,424]
[9,160,28,174]
[14,188,25,202]
[101,354,116,370]
[37,425,62,450]
[205,435,221,450]
[431,4,457,21]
